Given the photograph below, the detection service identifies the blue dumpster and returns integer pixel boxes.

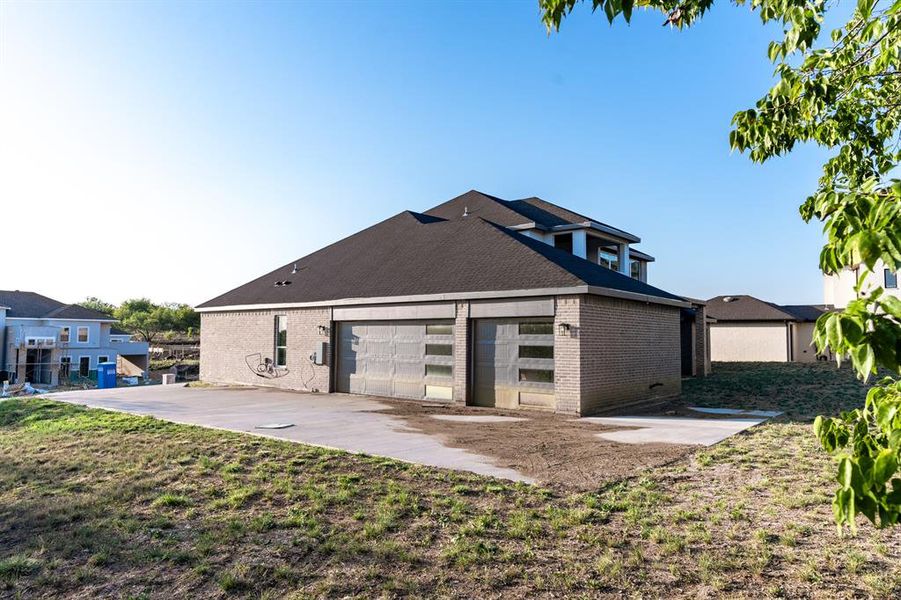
[97,362,117,389]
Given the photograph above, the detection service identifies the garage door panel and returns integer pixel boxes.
[336,320,453,402]
[474,318,555,409]
[394,342,422,358]
[393,360,422,379]
[365,378,393,397]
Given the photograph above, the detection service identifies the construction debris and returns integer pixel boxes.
[1,381,49,398]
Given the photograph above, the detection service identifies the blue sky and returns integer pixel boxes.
[1,1,830,306]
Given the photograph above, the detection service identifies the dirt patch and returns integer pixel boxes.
[376,399,693,490]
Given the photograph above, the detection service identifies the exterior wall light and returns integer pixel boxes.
[317,325,330,336]
[558,322,571,336]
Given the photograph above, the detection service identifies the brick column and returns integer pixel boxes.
[693,303,710,377]
[554,296,581,415]
[453,301,470,405]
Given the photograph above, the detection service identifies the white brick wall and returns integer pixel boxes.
[200,308,331,391]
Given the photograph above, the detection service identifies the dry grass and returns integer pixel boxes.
[0,363,899,598]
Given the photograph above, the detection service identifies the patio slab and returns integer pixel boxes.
[430,415,529,423]
[580,415,766,446]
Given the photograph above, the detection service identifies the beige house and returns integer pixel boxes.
[197,190,709,416]
[824,260,900,309]
[706,295,830,363]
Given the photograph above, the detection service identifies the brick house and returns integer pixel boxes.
[197,190,708,415]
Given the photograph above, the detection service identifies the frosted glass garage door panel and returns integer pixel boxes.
[336,320,453,402]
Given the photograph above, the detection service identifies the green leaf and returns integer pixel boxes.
[838,457,854,489]
[874,449,898,485]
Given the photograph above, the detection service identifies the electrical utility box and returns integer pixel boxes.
[312,341,327,366]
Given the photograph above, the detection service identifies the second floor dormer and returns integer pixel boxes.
[423,190,653,283]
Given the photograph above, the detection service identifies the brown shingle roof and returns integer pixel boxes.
[706,295,827,322]
[0,290,114,320]
[424,190,638,239]
[779,304,830,322]
[197,211,684,309]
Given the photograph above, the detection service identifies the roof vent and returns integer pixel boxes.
[723,296,737,303]
[291,263,298,274]
[463,206,469,217]
[274,280,292,287]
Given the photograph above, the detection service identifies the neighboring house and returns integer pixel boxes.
[197,190,709,416]
[0,291,150,385]
[823,259,900,309]
[706,295,830,363]
[110,327,152,376]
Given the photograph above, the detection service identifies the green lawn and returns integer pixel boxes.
[1,364,899,598]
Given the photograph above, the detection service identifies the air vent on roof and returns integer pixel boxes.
[723,296,737,302]
[274,280,292,287]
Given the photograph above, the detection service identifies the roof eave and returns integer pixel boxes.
[548,222,641,244]
[5,316,118,323]
[629,248,655,262]
[196,285,689,313]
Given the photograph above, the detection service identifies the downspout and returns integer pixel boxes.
[1,324,7,380]
[787,322,793,362]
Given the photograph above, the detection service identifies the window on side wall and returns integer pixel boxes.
[59,327,70,343]
[77,327,89,343]
[275,315,287,368]
[885,269,898,289]
[630,260,641,280]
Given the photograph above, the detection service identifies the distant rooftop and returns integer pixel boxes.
[706,295,830,322]
[0,290,115,321]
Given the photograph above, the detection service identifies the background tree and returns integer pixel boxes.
[540,0,901,531]
[113,299,200,344]
[77,297,116,316]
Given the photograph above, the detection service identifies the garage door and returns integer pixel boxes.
[473,319,555,409]
[336,321,455,401]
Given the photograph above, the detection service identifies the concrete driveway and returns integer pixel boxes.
[49,385,534,483]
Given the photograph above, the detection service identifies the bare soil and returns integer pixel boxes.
[377,399,692,490]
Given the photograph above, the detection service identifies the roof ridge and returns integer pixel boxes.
[514,196,592,224]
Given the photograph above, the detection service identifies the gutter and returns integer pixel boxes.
[548,222,641,244]
[5,317,118,323]
[196,285,691,314]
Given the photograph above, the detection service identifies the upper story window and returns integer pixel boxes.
[885,269,898,289]
[630,260,641,280]
[598,249,619,272]
[274,315,287,368]
[553,233,573,254]
[59,327,70,343]
[77,327,89,343]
